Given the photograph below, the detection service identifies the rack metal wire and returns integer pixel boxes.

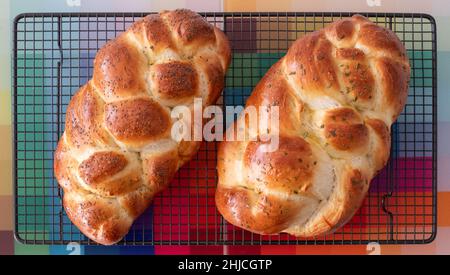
[13,12,437,245]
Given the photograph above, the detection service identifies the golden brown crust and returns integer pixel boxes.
[63,193,132,245]
[216,186,300,234]
[337,58,374,102]
[142,150,179,193]
[117,186,153,219]
[79,151,128,185]
[244,136,315,194]
[161,9,216,46]
[376,57,410,121]
[64,83,113,150]
[285,32,339,93]
[216,135,319,234]
[195,55,225,105]
[214,27,232,71]
[105,98,171,144]
[92,37,147,100]
[54,9,231,245]
[366,118,391,172]
[358,21,408,60]
[328,19,355,41]
[246,61,304,135]
[217,14,409,238]
[130,14,174,53]
[323,108,369,151]
[152,61,198,100]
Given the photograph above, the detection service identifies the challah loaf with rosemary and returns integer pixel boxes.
[216,15,409,237]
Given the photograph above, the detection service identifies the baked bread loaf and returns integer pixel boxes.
[216,15,409,237]
[54,9,230,245]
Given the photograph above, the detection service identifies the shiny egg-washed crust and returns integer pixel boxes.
[54,9,231,245]
[216,15,409,237]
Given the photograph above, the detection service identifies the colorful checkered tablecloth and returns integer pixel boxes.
[1,0,449,255]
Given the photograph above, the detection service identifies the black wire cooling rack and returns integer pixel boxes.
[13,12,437,245]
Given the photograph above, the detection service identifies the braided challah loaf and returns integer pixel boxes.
[54,9,230,245]
[216,15,409,237]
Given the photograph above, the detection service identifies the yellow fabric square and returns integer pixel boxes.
[0,92,11,125]
[0,125,12,196]
[224,0,293,12]
[224,0,256,11]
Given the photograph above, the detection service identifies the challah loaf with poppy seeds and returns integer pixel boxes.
[54,9,231,245]
[216,15,409,237]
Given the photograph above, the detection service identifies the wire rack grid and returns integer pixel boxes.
[13,12,437,245]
